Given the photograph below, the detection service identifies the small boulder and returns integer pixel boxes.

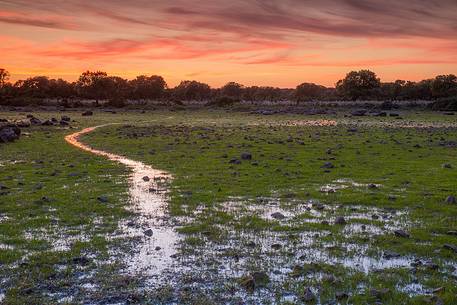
[394,229,410,238]
[321,162,334,169]
[142,176,150,182]
[445,195,456,204]
[241,152,252,160]
[82,111,93,116]
[144,229,153,237]
[335,216,346,225]
[97,195,109,203]
[271,212,286,220]
[302,287,316,302]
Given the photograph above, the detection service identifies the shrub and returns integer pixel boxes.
[206,96,240,107]
[428,96,457,111]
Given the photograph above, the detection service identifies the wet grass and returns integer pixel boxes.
[1,109,457,304]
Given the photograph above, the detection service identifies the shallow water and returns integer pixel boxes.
[65,125,179,277]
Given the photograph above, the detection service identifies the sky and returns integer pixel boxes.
[1,0,457,88]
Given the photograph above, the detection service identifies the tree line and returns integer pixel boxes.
[0,68,456,107]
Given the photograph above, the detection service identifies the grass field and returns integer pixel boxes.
[1,109,457,304]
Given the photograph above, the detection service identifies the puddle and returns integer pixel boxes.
[65,125,180,277]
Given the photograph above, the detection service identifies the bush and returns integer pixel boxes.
[428,96,457,111]
[105,97,126,108]
[206,96,240,107]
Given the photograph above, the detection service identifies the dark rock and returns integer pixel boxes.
[97,195,109,203]
[142,176,150,182]
[72,256,90,265]
[0,124,21,143]
[61,115,71,122]
[335,291,349,300]
[241,152,252,160]
[16,120,31,128]
[302,287,316,302]
[335,216,346,225]
[394,229,410,238]
[251,271,269,287]
[144,229,153,237]
[370,288,390,299]
[442,163,452,169]
[383,250,401,259]
[443,244,457,253]
[321,162,334,169]
[271,212,286,220]
[59,120,69,126]
[271,243,282,250]
[41,120,54,126]
[229,158,241,164]
[351,110,367,116]
[82,111,93,116]
[30,117,41,125]
[445,195,456,204]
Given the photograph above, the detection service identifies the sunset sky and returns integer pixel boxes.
[1,0,457,88]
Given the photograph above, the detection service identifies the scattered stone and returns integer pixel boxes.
[82,111,93,116]
[335,291,349,300]
[321,162,334,169]
[41,120,54,126]
[16,120,31,128]
[368,183,378,189]
[383,250,401,259]
[351,110,367,116]
[442,163,452,169]
[61,115,71,122]
[241,152,252,160]
[229,158,241,165]
[271,212,286,220]
[445,195,456,204]
[144,229,153,237]
[394,229,410,238]
[302,287,316,302]
[142,176,150,182]
[443,244,457,253]
[335,216,346,225]
[370,288,390,299]
[59,120,69,126]
[30,117,41,125]
[72,256,90,265]
[97,195,109,203]
[0,124,21,143]
[271,243,282,250]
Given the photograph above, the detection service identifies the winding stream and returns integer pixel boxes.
[65,125,179,277]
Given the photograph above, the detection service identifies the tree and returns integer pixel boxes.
[130,75,167,99]
[221,82,243,98]
[431,74,457,98]
[336,70,381,100]
[75,71,111,102]
[295,82,326,102]
[0,69,10,88]
[14,76,52,98]
[172,80,211,101]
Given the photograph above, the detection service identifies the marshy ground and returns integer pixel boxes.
[1,109,457,304]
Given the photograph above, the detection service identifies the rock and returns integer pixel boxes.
[335,291,349,300]
[240,276,255,292]
[82,111,93,116]
[389,113,400,117]
[59,120,69,126]
[445,195,456,204]
[16,120,31,128]
[41,120,54,126]
[335,216,346,225]
[351,110,367,116]
[368,183,378,189]
[241,152,252,160]
[144,229,153,237]
[0,124,21,143]
[229,158,241,164]
[302,287,316,302]
[142,176,150,182]
[0,184,8,190]
[155,246,161,251]
[271,212,286,220]
[61,115,71,122]
[442,163,452,169]
[370,288,390,299]
[251,271,269,287]
[443,244,457,253]
[383,250,401,259]
[30,117,41,125]
[97,195,109,203]
[271,243,282,250]
[72,256,90,265]
[394,229,410,238]
[321,162,334,169]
